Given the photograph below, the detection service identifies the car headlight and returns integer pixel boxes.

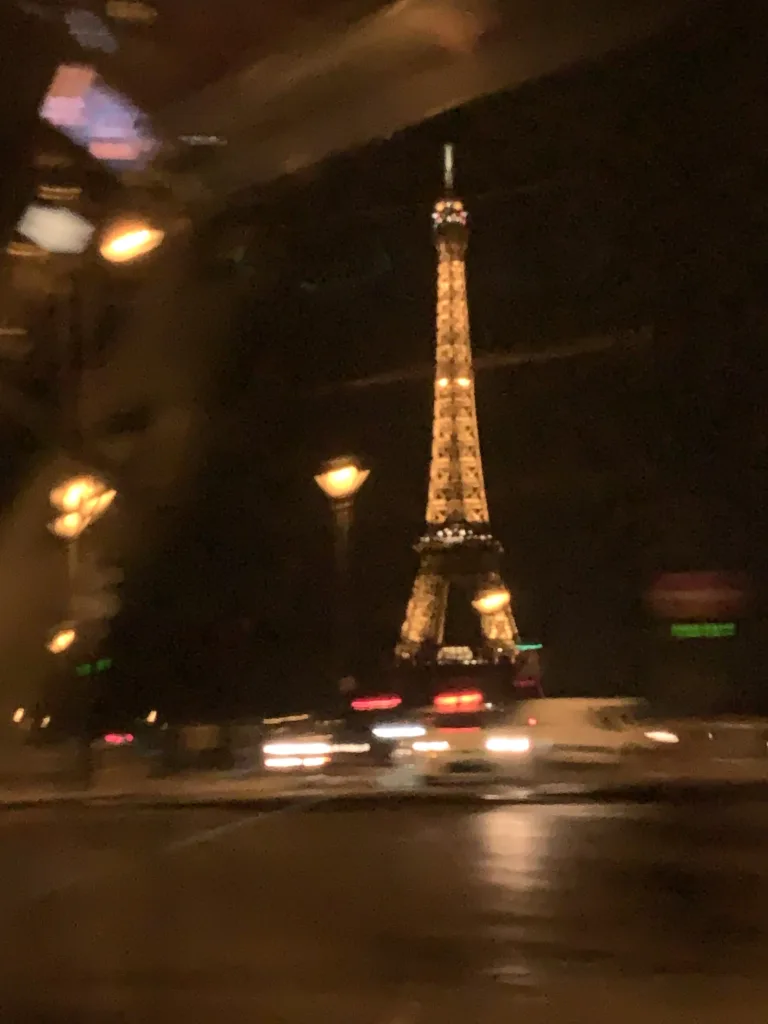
[372,724,426,739]
[485,736,531,754]
[412,740,450,752]
[262,741,332,756]
[264,755,329,769]
[644,730,679,745]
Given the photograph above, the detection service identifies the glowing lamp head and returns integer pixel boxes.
[49,475,116,536]
[85,489,117,518]
[49,512,85,539]
[50,475,101,513]
[314,456,370,501]
[47,626,76,654]
[472,587,511,614]
[99,219,164,264]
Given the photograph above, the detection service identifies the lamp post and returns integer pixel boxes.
[314,456,369,696]
[98,218,165,265]
[46,625,76,655]
[34,208,162,786]
[48,472,118,647]
[47,472,118,788]
[49,474,117,541]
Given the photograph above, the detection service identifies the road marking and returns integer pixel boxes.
[20,795,329,904]
[164,795,327,852]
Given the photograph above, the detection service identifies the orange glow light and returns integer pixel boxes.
[433,689,483,711]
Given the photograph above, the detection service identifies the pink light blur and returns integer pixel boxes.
[351,695,402,711]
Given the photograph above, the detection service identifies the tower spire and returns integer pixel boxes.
[395,147,519,667]
[443,142,454,193]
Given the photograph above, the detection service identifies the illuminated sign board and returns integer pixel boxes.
[647,572,748,620]
[76,657,113,676]
[40,64,157,171]
[16,203,94,253]
[670,623,736,639]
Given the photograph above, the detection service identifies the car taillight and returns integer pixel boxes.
[103,733,133,745]
[433,689,483,711]
[351,695,402,711]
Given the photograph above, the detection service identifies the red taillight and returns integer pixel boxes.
[104,732,133,745]
[434,689,483,711]
[351,695,402,712]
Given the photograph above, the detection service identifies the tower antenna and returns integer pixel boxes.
[443,142,455,192]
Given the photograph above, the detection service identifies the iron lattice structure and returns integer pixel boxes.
[396,145,518,665]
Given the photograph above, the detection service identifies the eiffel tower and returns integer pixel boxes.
[396,144,518,667]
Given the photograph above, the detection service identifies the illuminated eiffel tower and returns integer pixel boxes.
[396,145,518,667]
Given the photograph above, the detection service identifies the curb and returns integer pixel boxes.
[2,778,768,811]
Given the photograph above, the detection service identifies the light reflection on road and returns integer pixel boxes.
[3,798,768,1021]
[476,803,555,892]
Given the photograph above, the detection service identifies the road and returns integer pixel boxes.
[2,792,768,1021]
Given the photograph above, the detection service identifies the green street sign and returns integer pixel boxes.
[670,622,736,639]
[75,657,113,676]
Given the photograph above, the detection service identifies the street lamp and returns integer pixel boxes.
[47,625,77,654]
[98,218,165,264]
[472,587,511,615]
[48,474,117,540]
[315,460,370,502]
[46,474,117,659]
[314,456,370,694]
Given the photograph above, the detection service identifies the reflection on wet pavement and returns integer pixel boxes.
[3,797,768,1021]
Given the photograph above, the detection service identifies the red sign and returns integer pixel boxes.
[646,572,748,620]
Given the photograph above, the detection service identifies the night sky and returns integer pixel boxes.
[48,2,768,718]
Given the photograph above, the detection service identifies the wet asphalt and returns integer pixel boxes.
[3,791,768,1022]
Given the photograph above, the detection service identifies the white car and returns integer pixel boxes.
[261,730,333,771]
[396,705,533,783]
[396,695,653,784]
[515,697,651,770]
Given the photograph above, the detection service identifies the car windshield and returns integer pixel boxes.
[1,1,765,1021]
